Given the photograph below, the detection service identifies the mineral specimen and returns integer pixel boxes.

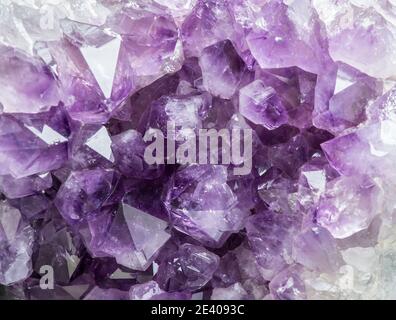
[1,0,396,301]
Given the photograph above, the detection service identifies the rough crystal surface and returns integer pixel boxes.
[240,80,288,130]
[165,165,249,247]
[155,243,220,292]
[1,0,396,301]
[0,201,34,285]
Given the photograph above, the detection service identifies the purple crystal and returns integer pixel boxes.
[0,45,60,114]
[84,287,129,300]
[231,242,269,299]
[19,195,50,220]
[292,226,342,273]
[0,174,52,199]
[245,0,330,74]
[246,210,301,280]
[0,201,34,285]
[314,0,396,79]
[129,281,164,300]
[69,124,114,169]
[0,107,69,178]
[257,167,297,213]
[240,80,288,130]
[181,0,239,57]
[129,280,191,300]
[199,40,251,99]
[83,203,170,271]
[297,153,339,211]
[34,225,81,285]
[155,243,219,292]
[314,63,382,133]
[269,264,306,300]
[111,130,163,179]
[316,176,383,239]
[142,92,212,141]
[47,7,183,124]
[211,283,249,300]
[55,168,116,224]
[1,0,396,301]
[212,251,242,289]
[165,165,249,247]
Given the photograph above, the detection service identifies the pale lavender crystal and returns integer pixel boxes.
[69,124,114,169]
[211,283,249,300]
[246,210,301,280]
[165,165,249,247]
[269,264,306,300]
[314,63,382,133]
[0,173,52,199]
[83,203,170,271]
[47,6,183,124]
[129,281,164,300]
[0,45,60,114]
[314,0,396,79]
[55,169,115,224]
[245,0,331,74]
[0,0,110,56]
[129,281,191,300]
[297,153,339,210]
[0,107,69,178]
[321,120,396,180]
[181,0,240,57]
[153,0,197,24]
[239,80,288,130]
[321,87,396,186]
[292,226,342,273]
[231,242,270,299]
[316,176,383,239]
[84,287,129,300]
[155,243,219,292]
[367,86,396,122]
[326,65,381,132]
[111,130,163,179]
[257,167,297,214]
[143,93,212,141]
[0,201,34,285]
[1,0,396,301]
[199,40,251,99]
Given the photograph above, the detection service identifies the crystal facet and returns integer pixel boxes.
[1,0,396,301]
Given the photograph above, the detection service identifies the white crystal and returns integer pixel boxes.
[85,126,115,162]
[80,37,121,99]
[123,203,170,263]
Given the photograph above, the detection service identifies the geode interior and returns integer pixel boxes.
[1,0,396,300]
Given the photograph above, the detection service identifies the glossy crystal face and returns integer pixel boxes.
[0,0,396,301]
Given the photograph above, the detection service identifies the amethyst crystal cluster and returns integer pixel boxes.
[1,0,396,300]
